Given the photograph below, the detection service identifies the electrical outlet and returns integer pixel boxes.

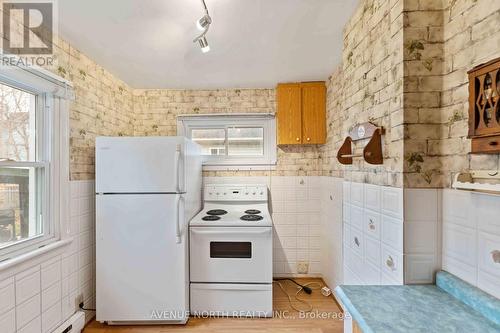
[75,293,84,309]
[297,261,309,274]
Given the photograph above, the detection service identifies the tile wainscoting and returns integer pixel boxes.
[442,189,500,299]
[3,178,497,333]
[0,181,96,333]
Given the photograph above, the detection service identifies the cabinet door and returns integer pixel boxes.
[301,82,326,144]
[277,83,302,144]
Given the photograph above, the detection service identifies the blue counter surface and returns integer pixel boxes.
[335,272,500,333]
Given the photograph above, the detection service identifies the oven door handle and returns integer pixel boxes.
[191,228,271,235]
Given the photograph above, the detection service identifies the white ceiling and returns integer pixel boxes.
[58,0,358,89]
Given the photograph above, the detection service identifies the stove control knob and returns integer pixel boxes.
[245,192,249,195]
[216,192,220,195]
[260,191,264,195]
[252,192,256,195]
[223,192,227,195]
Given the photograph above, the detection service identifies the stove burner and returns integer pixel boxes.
[240,215,264,221]
[206,209,228,216]
[245,209,261,215]
[202,215,221,221]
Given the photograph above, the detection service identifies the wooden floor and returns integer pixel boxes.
[83,279,344,333]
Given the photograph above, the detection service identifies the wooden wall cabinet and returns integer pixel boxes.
[468,56,500,154]
[276,82,326,145]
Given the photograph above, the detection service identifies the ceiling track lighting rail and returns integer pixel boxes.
[193,0,212,53]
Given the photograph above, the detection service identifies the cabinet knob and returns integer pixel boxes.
[307,137,311,141]
[296,137,300,141]
[354,237,360,247]
[369,219,375,230]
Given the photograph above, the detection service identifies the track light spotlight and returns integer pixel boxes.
[196,14,211,31]
[198,36,210,53]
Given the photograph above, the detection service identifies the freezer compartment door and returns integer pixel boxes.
[96,194,188,323]
[190,283,272,317]
[96,136,186,193]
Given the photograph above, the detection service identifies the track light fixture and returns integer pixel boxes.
[198,36,210,53]
[196,14,211,31]
[193,0,212,53]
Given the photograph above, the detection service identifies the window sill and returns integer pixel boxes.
[0,238,73,272]
[202,164,277,171]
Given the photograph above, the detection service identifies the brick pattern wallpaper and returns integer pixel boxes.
[52,39,135,180]
[319,0,405,187]
[3,0,496,187]
[402,0,500,188]
[133,89,323,177]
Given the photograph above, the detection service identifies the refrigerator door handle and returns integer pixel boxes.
[175,195,183,244]
[175,144,182,193]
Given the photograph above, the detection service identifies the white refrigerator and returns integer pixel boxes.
[95,137,202,325]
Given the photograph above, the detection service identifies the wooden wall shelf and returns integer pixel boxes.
[453,170,500,195]
[337,122,384,165]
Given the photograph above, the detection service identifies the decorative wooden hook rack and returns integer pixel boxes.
[337,122,385,165]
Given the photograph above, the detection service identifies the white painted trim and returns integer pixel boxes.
[0,65,71,262]
[0,52,74,99]
[52,310,86,333]
[0,238,72,271]
[178,113,275,119]
[177,114,277,169]
[203,165,277,171]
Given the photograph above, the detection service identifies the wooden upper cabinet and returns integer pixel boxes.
[276,81,326,145]
[277,83,302,144]
[301,82,326,144]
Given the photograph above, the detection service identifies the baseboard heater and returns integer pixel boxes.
[53,311,86,333]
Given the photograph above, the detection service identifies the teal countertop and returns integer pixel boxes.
[335,273,500,333]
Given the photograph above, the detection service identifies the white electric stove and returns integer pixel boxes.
[189,184,273,317]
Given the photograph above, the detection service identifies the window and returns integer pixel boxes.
[0,64,71,262]
[177,114,276,170]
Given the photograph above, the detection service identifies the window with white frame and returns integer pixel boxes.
[0,65,71,262]
[177,114,276,169]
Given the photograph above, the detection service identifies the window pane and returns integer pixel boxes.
[228,127,264,156]
[0,83,36,162]
[191,129,226,155]
[0,167,42,249]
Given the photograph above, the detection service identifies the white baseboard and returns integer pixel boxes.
[52,311,86,333]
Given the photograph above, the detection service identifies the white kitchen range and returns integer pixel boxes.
[190,184,273,317]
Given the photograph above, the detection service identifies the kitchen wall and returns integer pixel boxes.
[442,189,500,299]
[50,38,135,181]
[133,89,323,177]
[403,0,500,188]
[319,0,405,187]
[0,181,95,333]
[0,5,135,182]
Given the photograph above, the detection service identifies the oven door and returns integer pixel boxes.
[190,227,272,283]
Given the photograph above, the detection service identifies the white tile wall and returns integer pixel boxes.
[0,180,95,333]
[343,181,405,285]
[404,189,442,284]
[342,184,443,286]
[320,177,343,289]
[442,189,500,298]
